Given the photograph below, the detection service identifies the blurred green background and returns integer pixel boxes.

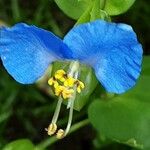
[0,0,149,150]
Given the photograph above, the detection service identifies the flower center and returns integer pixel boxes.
[45,61,85,139]
[48,69,84,99]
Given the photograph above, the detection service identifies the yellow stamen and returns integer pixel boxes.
[62,88,74,99]
[64,76,76,87]
[48,77,59,88]
[46,123,57,136]
[54,85,74,99]
[79,81,85,89]
[77,86,81,93]
[46,61,86,139]
[56,129,65,139]
[54,69,67,82]
[76,80,85,93]
[48,77,54,86]
[54,85,64,96]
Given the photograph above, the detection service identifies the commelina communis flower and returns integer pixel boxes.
[0,20,143,138]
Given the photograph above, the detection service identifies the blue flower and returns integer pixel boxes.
[0,20,143,139]
[0,20,143,94]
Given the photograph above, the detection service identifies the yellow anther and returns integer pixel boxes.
[48,77,59,88]
[79,81,85,88]
[45,123,57,136]
[56,129,65,139]
[54,85,65,97]
[77,87,81,93]
[62,88,74,99]
[54,85,74,99]
[76,80,85,93]
[48,69,84,99]
[64,76,76,87]
[48,77,54,85]
[54,69,67,82]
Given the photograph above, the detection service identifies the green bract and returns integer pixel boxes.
[55,0,135,21]
[52,61,98,111]
[104,0,136,16]
[38,61,98,111]
[90,0,111,22]
[54,0,92,20]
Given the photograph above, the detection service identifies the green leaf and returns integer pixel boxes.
[104,0,136,16]
[122,76,150,101]
[52,61,98,111]
[88,76,150,149]
[142,56,150,76]
[132,148,149,150]
[54,0,92,20]
[2,139,35,150]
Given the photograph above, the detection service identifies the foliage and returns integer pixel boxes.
[2,139,36,150]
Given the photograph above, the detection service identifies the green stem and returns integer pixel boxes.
[36,119,90,150]
[100,0,106,10]
[11,0,20,22]
[51,97,63,124]
[48,17,63,37]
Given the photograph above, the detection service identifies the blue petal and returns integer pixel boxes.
[0,23,68,84]
[63,20,143,93]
